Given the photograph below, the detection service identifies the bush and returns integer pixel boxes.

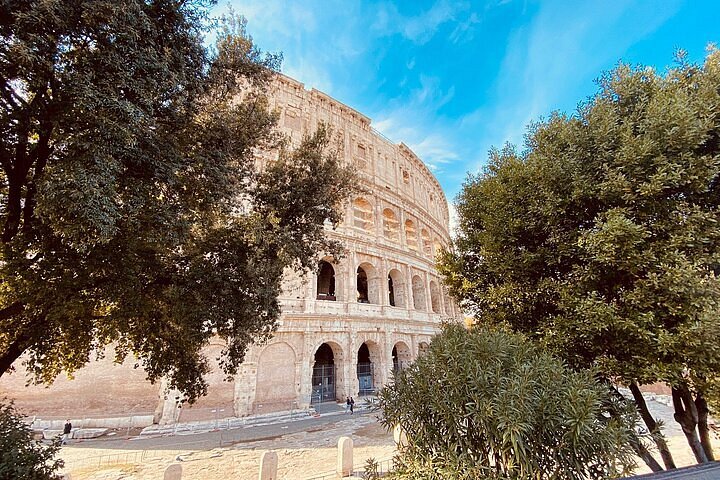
[0,401,63,480]
[378,324,638,479]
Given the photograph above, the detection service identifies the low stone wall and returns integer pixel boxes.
[32,414,154,430]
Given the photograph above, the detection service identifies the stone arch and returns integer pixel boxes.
[443,287,454,317]
[356,262,380,304]
[412,275,426,311]
[387,269,406,308]
[310,341,344,404]
[254,342,297,414]
[429,280,441,314]
[421,229,432,257]
[405,219,418,252]
[352,197,374,232]
[382,208,400,241]
[392,341,412,373]
[317,259,336,301]
[356,340,381,396]
[418,342,430,356]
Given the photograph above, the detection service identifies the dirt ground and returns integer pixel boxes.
[58,397,720,480]
[60,414,395,480]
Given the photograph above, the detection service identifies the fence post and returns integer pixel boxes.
[258,451,278,480]
[337,436,353,477]
[163,463,182,480]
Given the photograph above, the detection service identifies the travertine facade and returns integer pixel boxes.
[222,75,460,417]
[0,75,459,424]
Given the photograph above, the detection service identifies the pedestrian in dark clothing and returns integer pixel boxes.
[62,420,72,444]
[345,396,351,414]
[349,397,355,414]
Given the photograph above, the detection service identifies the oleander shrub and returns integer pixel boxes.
[379,323,639,479]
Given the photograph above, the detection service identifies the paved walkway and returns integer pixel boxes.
[63,404,371,452]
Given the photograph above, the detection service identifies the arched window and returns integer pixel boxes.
[352,198,374,232]
[412,275,426,311]
[357,262,380,304]
[421,229,432,257]
[357,267,368,303]
[383,209,399,241]
[430,281,441,314]
[317,261,336,301]
[405,220,418,252]
[387,269,405,308]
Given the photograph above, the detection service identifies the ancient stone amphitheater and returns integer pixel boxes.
[0,74,459,426]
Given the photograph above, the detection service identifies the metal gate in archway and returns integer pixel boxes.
[311,363,336,404]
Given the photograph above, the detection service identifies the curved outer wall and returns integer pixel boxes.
[0,74,460,424]
[226,74,460,417]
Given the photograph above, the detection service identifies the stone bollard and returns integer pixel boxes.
[163,463,182,480]
[258,451,278,480]
[337,436,353,478]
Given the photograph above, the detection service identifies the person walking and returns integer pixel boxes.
[344,396,351,414]
[62,419,72,445]
[349,397,355,414]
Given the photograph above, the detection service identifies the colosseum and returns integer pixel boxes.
[0,74,460,426]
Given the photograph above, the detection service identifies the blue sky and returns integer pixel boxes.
[218,0,720,204]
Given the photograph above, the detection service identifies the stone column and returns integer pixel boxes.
[405,265,415,311]
[423,271,432,312]
[234,362,258,417]
[299,333,313,407]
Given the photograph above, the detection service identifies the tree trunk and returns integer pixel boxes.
[606,382,663,472]
[695,393,715,461]
[629,382,676,469]
[672,385,709,464]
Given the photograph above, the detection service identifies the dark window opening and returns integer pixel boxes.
[357,267,369,303]
[388,275,395,307]
[317,261,336,301]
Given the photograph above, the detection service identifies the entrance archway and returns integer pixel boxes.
[311,343,336,404]
[356,342,380,396]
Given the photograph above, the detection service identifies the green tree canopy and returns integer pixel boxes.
[0,0,355,401]
[439,49,720,469]
[379,324,639,480]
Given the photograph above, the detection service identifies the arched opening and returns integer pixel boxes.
[387,269,405,308]
[392,342,412,374]
[418,342,430,356]
[422,229,432,257]
[356,342,378,396]
[352,198,374,232]
[357,267,369,303]
[412,275,426,311]
[255,342,296,413]
[430,281,441,314]
[383,208,399,241]
[405,219,418,252]
[316,260,336,301]
[357,262,380,304]
[311,343,336,404]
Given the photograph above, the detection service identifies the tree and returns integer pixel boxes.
[0,1,355,401]
[439,48,720,470]
[0,401,63,480]
[379,323,639,480]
